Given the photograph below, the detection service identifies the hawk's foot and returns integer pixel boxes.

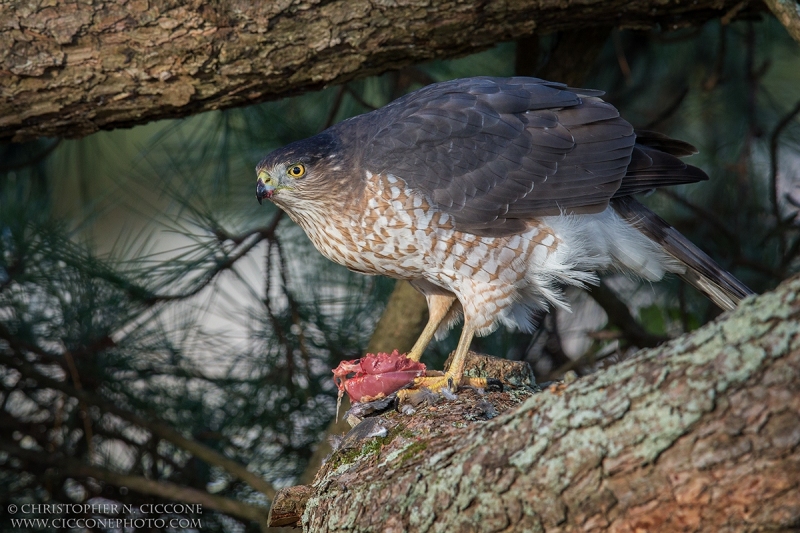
[395,374,501,404]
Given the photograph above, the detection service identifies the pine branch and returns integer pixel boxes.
[0,325,277,500]
[148,212,283,304]
[0,439,270,531]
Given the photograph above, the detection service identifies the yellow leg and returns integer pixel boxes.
[441,322,476,385]
[398,321,488,401]
[406,294,455,362]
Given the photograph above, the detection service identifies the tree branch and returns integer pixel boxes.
[0,328,277,500]
[303,275,800,532]
[151,212,283,303]
[1,0,748,142]
[0,439,270,530]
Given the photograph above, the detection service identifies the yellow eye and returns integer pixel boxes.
[287,163,306,178]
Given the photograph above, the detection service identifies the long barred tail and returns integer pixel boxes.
[611,196,754,311]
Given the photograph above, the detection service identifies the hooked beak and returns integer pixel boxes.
[256,173,275,205]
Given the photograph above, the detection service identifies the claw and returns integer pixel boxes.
[485,378,503,392]
[396,374,495,404]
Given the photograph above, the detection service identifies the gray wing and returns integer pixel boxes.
[360,77,705,236]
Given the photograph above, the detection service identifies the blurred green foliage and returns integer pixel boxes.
[1,14,799,532]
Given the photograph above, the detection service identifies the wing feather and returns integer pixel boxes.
[357,76,706,236]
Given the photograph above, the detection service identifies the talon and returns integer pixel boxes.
[393,393,402,411]
[460,377,491,389]
[486,378,503,391]
[393,366,511,406]
[395,376,452,403]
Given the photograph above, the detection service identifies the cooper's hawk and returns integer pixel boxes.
[255,76,752,394]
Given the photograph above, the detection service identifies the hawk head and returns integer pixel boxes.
[255,131,342,208]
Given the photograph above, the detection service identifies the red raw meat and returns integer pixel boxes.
[333,350,426,403]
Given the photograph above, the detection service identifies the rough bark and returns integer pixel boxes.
[2,0,752,142]
[303,275,800,532]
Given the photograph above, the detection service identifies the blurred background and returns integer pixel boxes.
[2,13,799,532]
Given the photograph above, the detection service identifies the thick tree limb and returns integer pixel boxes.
[303,275,800,532]
[2,0,748,142]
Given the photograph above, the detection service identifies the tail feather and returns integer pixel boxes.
[611,196,754,311]
[633,130,701,157]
